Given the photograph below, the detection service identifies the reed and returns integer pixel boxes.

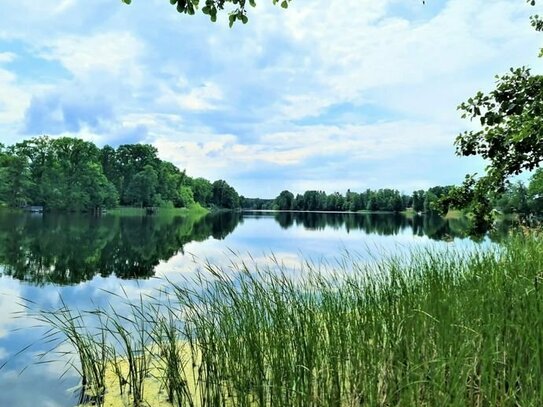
[149,306,195,407]
[34,232,543,406]
[30,301,109,406]
[102,293,155,407]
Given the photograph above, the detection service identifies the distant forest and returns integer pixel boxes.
[243,173,543,217]
[241,186,451,212]
[242,187,452,213]
[0,136,240,211]
[1,136,542,216]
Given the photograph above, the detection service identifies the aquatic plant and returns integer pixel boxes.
[32,232,543,406]
[30,301,109,406]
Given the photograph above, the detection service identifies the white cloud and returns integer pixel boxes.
[0,68,30,127]
[53,0,76,15]
[0,52,16,63]
[270,0,540,120]
[0,279,28,338]
[157,80,224,111]
[148,116,458,189]
[39,32,144,81]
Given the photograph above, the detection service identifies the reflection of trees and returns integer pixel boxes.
[0,209,508,285]
[267,211,500,242]
[274,212,411,235]
[0,211,240,285]
[274,212,294,229]
[209,211,243,240]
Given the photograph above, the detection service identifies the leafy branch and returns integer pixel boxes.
[120,0,291,27]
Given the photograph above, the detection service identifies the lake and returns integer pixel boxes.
[0,209,504,406]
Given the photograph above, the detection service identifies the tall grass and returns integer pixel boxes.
[105,297,152,406]
[150,304,195,407]
[29,300,109,406]
[34,232,543,406]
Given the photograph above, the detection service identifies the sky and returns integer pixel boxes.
[0,0,541,198]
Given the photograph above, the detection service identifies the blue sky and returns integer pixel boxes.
[0,0,541,198]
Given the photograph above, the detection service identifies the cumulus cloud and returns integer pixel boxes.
[23,91,114,134]
[38,32,144,80]
[0,52,16,63]
[0,55,31,130]
[156,80,224,111]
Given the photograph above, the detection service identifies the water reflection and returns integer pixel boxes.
[270,211,476,241]
[0,210,505,286]
[0,210,241,285]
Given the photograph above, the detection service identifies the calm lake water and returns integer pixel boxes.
[0,209,505,406]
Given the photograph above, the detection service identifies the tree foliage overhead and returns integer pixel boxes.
[455,66,543,191]
[120,0,291,27]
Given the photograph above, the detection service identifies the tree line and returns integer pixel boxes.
[0,136,241,211]
[3,137,542,218]
[242,186,454,213]
[244,176,543,218]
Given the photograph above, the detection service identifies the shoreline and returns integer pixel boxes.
[241,208,453,216]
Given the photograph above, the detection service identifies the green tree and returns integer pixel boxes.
[443,7,543,228]
[157,162,186,206]
[274,190,295,210]
[101,145,124,193]
[455,67,543,190]
[116,143,160,203]
[191,177,213,206]
[121,0,292,27]
[1,137,238,211]
[325,192,345,211]
[14,136,54,205]
[80,162,119,210]
[179,185,196,208]
[293,193,304,210]
[50,138,112,211]
[345,189,358,211]
[528,168,543,214]
[125,165,159,207]
[496,182,530,215]
[424,192,437,213]
[212,179,240,209]
[0,154,32,207]
[101,181,121,209]
[302,191,324,211]
[412,190,425,212]
[392,194,404,212]
[366,194,378,211]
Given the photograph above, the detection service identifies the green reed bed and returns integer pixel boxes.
[33,233,543,406]
[27,300,109,406]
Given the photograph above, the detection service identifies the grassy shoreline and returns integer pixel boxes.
[106,204,208,217]
[0,204,209,217]
[34,232,543,406]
